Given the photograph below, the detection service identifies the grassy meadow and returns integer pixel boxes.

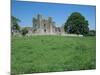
[11,36,96,74]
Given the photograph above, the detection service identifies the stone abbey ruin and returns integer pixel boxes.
[27,14,65,35]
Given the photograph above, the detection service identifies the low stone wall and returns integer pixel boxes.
[61,34,83,37]
[12,32,83,37]
[26,33,83,37]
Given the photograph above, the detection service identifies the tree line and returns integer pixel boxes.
[11,12,96,36]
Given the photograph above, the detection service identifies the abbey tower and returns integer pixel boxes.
[32,14,65,34]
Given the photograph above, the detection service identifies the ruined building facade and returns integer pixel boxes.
[32,14,65,34]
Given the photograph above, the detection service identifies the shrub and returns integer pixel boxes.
[21,28,28,36]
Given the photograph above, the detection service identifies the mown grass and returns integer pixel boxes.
[11,36,96,74]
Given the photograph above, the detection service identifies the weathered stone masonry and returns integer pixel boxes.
[32,14,65,34]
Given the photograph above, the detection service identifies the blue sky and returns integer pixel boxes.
[12,0,96,30]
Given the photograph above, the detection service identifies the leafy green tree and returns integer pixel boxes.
[64,12,89,35]
[21,28,28,36]
[11,16,21,31]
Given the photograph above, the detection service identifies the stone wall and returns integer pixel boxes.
[32,14,65,34]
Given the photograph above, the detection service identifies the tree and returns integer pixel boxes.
[21,28,28,36]
[11,16,21,31]
[64,12,89,35]
[88,30,96,36]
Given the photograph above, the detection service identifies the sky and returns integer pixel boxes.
[12,0,96,30]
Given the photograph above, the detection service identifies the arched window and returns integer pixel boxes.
[44,29,46,32]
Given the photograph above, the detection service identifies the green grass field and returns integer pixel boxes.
[11,36,96,74]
